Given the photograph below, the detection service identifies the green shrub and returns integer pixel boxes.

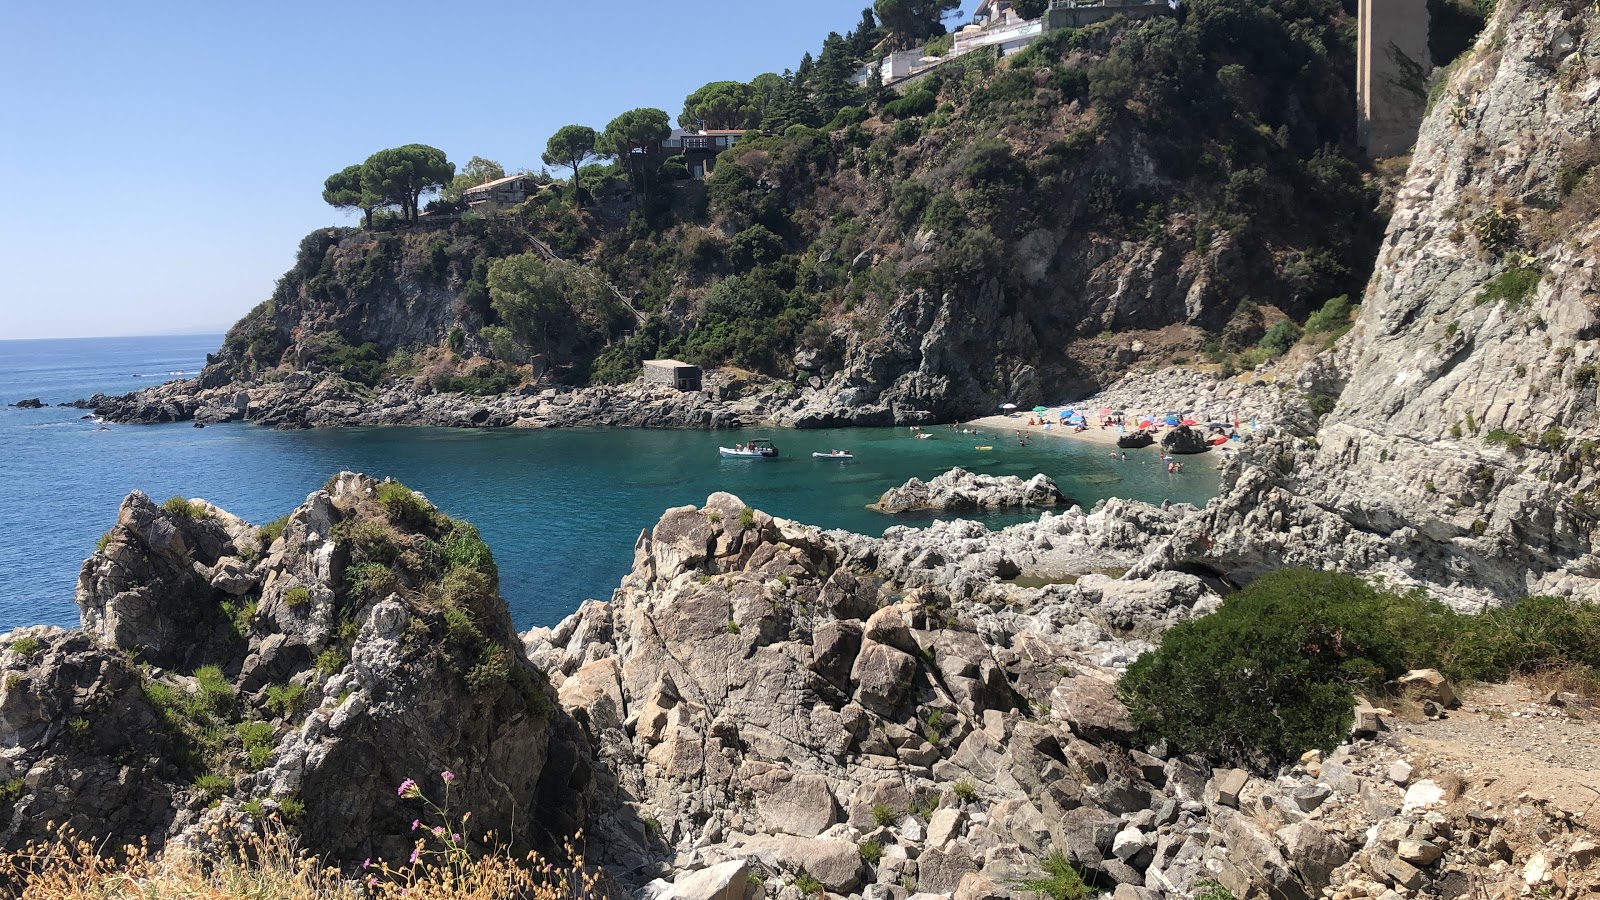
[466,645,510,694]
[256,515,290,549]
[1118,570,1457,766]
[314,647,346,676]
[872,802,897,828]
[236,721,276,770]
[860,841,884,865]
[162,496,208,520]
[1016,851,1092,900]
[1304,295,1356,335]
[195,772,232,803]
[95,531,113,553]
[443,522,497,574]
[1484,428,1525,450]
[1259,321,1304,357]
[8,636,42,658]
[1442,595,1600,683]
[277,796,306,824]
[884,90,937,120]
[1479,265,1541,308]
[0,777,24,802]
[344,562,397,601]
[1542,427,1566,451]
[739,506,757,530]
[1194,879,1237,900]
[263,684,307,720]
[793,873,824,897]
[376,481,432,527]
[953,780,979,803]
[282,586,312,608]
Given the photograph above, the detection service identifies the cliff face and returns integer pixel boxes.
[1145,0,1600,606]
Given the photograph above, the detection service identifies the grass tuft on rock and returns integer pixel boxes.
[1016,850,1092,900]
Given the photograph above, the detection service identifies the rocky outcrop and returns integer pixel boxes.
[9,398,43,409]
[870,469,1073,515]
[86,376,761,430]
[1144,0,1600,608]
[2,474,586,865]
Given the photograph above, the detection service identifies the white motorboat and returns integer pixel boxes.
[812,450,853,459]
[720,439,779,459]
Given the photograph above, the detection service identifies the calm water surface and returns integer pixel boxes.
[0,336,1219,631]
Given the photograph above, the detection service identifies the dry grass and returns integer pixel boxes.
[0,822,601,900]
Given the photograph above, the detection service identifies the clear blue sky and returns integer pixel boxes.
[0,0,939,340]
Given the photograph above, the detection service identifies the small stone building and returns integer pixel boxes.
[642,360,702,392]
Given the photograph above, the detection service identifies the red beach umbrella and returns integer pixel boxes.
[1181,418,1198,426]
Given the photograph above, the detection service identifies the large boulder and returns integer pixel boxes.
[871,468,1073,514]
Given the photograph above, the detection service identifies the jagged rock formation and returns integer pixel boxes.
[1,474,586,864]
[1142,0,1600,608]
[870,469,1072,515]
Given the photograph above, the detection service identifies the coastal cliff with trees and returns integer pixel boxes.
[96,0,1388,426]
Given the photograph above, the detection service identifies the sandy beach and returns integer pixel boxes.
[963,412,1127,447]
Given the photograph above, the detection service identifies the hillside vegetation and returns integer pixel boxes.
[211,0,1385,417]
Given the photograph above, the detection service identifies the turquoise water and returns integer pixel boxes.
[0,336,1219,631]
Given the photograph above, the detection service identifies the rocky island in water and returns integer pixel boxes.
[8,0,1600,896]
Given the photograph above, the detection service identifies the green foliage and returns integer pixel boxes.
[1304,295,1355,336]
[443,156,506,203]
[1473,208,1521,253]
[95,530,112,553]
[543,125,599,208]
[1484,428,1525,451]
[1016,851,1092,900]
[883,90,937,120]
[1542,427,1566,451]
[953,780,978,803]
[236,721,276,770]
[1259,321,1303,357]
[1119,571,1456,766]
[1123,570,1600,767]
[322,164,380,228]
[314,647,346,676]
[263,684,307,720]
[195,772,233,803]
[377,481,432,528]
[739,506,757,529]
[299,332,385,386]
[1479,265,1541,308]
[360,144,455,225]
[344,562,398,601]
[872,802,897,828]
[683,81,762,130]
[793,872,824,897]
[874,0,959,48]
[434,360,522,396]
[1194,879,1237,900]
[447,326,465,354]
[0,777,24,802]
[8,636,42,658]
[443,522,497,575]
[282,586,311,608]
[466,645,511,694]
[256,515,290,549]
[276,796,306,824]
[860,841,884,865]
[162,496,209,520]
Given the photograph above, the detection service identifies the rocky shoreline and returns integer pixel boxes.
[5,474,1595,900]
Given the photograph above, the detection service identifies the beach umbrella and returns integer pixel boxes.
[1098,408,1113,416]
[1000,403,1017,410]
[1138,419,1153,429]
[1058,411,1071,420]
[1181,418,1198,426]
[1033,406,1049,413]
[1165,415,1181,427]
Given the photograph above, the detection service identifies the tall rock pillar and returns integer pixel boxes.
[1357,0,1432,157]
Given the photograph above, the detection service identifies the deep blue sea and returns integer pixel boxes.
[0,335,1220,632]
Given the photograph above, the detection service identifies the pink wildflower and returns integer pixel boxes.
[368,876,378,888]
[397,778,419,798]
[410,847,421,864]
[412,819,421,831]
[433,826,445,837]
[362,858,371,870]
[441,769,455,783]
[452,833,461,842]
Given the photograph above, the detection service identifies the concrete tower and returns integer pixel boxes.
[1358,0,1433,158]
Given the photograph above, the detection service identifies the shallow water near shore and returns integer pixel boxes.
[0,336,1220,631]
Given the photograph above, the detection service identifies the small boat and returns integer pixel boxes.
[974,445,993,451]
[720,439,780,459]
[813,450,853,459]
[916,433,933,440]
